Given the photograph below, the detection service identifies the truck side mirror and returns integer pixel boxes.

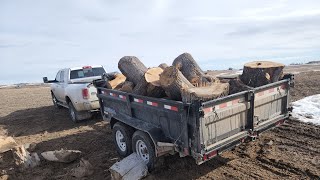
[43,77,48,83]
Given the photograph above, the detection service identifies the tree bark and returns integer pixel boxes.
[181,83,229,103]
[119,81,134,93]
[159,66,194,100]
[172,53,215,86]
[118,56,147,86]
[146,84,166,98]
[228,78,252,94]
[158,63,169,69]
[132,78,148,96]
[240,61,285,87]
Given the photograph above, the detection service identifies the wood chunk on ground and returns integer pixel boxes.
[109,153,148,180]
[182,83,230,103]
[0,137,17,153]
[240,61,285,87]
[41,149,81,163]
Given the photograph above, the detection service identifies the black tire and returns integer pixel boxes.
[132,131,156,171]
[51,93,62,109]
[112,122,134,157]
[68,102,92,122]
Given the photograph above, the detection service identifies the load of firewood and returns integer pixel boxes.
[99,53,228,103]
[102,53,285,102]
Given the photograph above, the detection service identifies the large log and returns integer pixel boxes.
[132,78,148,96]
[172,53,216,86]
[240,61,285,87]
[181,83,229,103]
[159,66,194,100]
[118,56,147,86]
[145,67,163,86]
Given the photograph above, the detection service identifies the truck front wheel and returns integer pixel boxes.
[112,122,134,157]
[51,93,62,109]
[132,131,156,171]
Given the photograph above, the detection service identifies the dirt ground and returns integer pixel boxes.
[0,70,320,180]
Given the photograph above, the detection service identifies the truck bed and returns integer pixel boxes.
[95,77,292,164]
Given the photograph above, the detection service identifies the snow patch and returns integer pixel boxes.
[292,94,320,125]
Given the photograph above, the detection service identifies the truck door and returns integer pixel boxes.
[54,70,66,102]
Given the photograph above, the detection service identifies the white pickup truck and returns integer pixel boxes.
[43,65,106,122]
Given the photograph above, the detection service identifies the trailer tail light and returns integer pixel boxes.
[82,88,90,99]
[202,150,218,161]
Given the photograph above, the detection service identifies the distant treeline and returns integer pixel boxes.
[290,61,320,65]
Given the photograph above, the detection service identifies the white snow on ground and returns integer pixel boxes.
[292,94,320,125]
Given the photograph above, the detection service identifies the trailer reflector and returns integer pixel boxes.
[207,150,217,159]
[119,95,126,100]
[164,105,178,112]
[110,93,117,97]
[147,101,158,107]
[134,98,143,103]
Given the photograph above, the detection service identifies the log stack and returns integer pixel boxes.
[102,53,285,102]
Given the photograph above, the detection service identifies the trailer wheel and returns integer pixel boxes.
[113,122,133,157]
[132,131,155,171]
[51,93,62,109]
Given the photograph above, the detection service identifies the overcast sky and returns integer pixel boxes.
[1,0,320,84]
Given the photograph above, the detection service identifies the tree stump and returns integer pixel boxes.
[118,56,147,86]
[172,53,216,86]
[240,61,285,87]
[159,66,194,100]
[181,83,229,103]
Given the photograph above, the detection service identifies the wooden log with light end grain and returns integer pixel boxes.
[159,66,194,100]
[240,61,285,87]
[118,56,148,86]
[181,83,230,103]
[145,67,163,86]
[107,74,126,89]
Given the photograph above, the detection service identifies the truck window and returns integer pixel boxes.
[70,67,105,79]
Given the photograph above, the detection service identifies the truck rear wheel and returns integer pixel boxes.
[132,131,155,171]
[68,102,92,122]
[112,122,134,157]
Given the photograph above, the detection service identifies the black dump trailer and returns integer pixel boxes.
[94,76,293,170]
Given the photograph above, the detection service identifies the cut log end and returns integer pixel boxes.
[145,67,163,86]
